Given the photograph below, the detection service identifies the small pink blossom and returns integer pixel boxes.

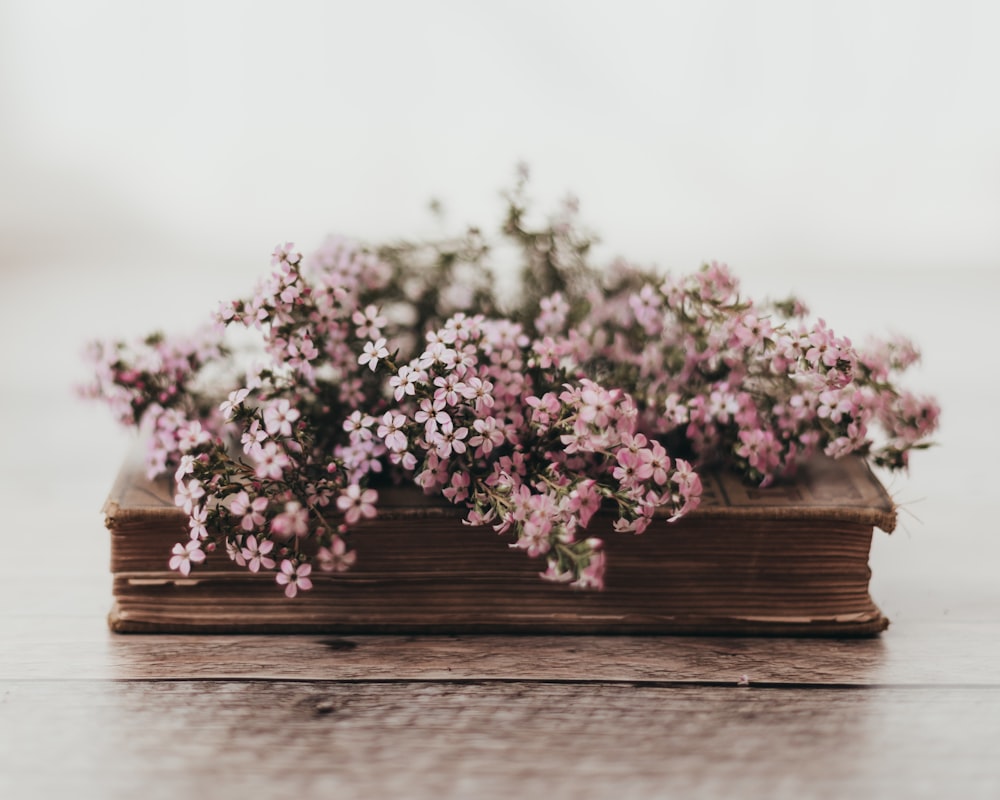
[241,418,267,456]
[174,454,196,482]
[189,505,209,540]
[414,397,452,436]
[231,491,269,531]
[343,410,376,441]
[433,373,464,406]
[177,421,212,453]
[613,448,653,487]
[577,383,615,428]
[169,540,206,576]
[275,559,313,598]
[442,470,471,504]
[263,398,301,438]
[377,411,409,453]
[317,536,357,573]
[270,501,310,539]
[226,539,246,567]
[352,304,387,339]
[389,365,423,401]
[536,292,569,335]
[639,442,671,486]
[430,425,469,458]
[336,484,378,524]
[254,441,291,480]
[469,417,505,455]
[358,338,389,371]
[464,376,495,410]
[219,388,251,420]
[240,535,276,572]
[174,479,205,515]
[271,242,301,266]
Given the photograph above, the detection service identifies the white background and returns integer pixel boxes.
[3,1,998,285]
[0,1,998,619]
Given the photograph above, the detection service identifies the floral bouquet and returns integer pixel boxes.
[83,171,939,597]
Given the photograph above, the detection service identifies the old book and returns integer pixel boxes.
[104,450,896,636]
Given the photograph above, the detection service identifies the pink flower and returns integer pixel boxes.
[188,505,209,540]
[577,383,615,428]
[174,454,196,482]
[817,389,854,424]
[389,365,423,401]
[417,341,455,370]
[240,535,276,572]
[270,501,310,539]
[169,540,206,576]
[414,397,451,436]
[639,441,671,486]
[231,491,269,531]
[463,376,495,410]
[317,536,358,573]
[271,242,301,267]
[825,425,865,459]
[177,421,212,453]
[174,479,205,515]
[275,560,313,598]
[669,459,702,520]
[358,337,389,371]
[430,425,469,458]
[513,518,552,557]
[254,441,291,480]
[442,470,471,504]
[526,392,561,427]
[226,539,246,567]
[263,398,301,438]
[377,411,409,453]
[241,418,267,456]
[343,410,376,441]
[434,373,466,407]
[469,417,505,455]
[336,484,378,524]
[219,387,250,420]
[536,291,569,335]
[567,479,602,528]
[613,448,654,488]
[352,304,387,339]
[736,428,782,475]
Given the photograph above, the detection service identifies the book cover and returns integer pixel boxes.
[105,451,895,636]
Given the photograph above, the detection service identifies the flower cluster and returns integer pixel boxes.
[83,173,939,596]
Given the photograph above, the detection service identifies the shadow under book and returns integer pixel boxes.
[104,453,896,636]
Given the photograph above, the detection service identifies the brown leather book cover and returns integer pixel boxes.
[105,450,895,636]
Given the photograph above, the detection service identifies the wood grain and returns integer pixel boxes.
[3,615,999,686]
[3,680,999,800]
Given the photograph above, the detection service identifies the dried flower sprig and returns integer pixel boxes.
[82,173,939,595]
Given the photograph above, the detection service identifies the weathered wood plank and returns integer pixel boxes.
[2,680,999,800]
[3,615,999,686]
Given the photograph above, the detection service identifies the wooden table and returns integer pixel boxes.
[2,264,998,798]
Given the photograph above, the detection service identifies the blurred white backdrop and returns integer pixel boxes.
[3,0,998,281]
[0,1,998,618]
[3,0,998,405]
